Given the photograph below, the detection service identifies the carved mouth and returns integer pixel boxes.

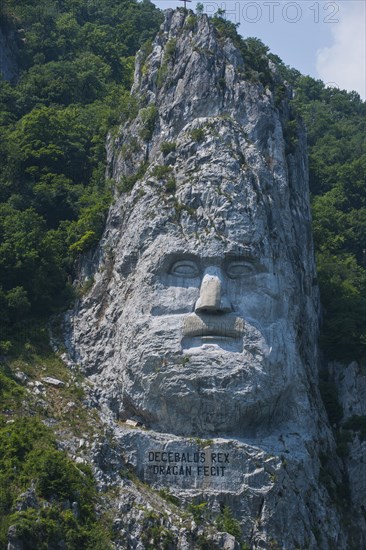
[182,314,244,340]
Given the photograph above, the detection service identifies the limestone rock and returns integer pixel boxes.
[67,9,320,441]
[41,376,65,387]
[14,487,39,512]
[0,28,18,82]
[7,526,23,550]
[63,9,362,549]
[209,533,239,549]
[13,371,28,384]
[331,361,366,419]
[330,361,366,544]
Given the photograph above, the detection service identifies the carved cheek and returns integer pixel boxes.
[230,289,281,326]
[150,286,199,315]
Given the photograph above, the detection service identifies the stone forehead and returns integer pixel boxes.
[120,193,270,255]
[158,117,276,189]
[121,116,287,236]
[139,233,266,262]
[121,166,279,261]
[115,219,288,284]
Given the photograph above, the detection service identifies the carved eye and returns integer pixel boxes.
[226,261,255,278]
[170,260,199,278]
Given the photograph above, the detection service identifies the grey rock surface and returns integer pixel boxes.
[7,526,23,550]
[41,376,65,387]
[330,361,366,543]
[0,27,18,82]
[63,9,363,549]
[68,9,321,441]
[14,487,39,512]
[331,361,366,419]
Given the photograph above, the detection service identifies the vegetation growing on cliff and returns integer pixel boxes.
[0,2,365,545]
[0,329,114,548]
[0,418,112,549]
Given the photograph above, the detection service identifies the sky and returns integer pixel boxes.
[151,0,366,100]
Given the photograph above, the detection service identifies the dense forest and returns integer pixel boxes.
[0,0,163,342]
[285,69,365,362]
[0,0,365,547]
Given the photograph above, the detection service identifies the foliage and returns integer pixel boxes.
[151,165,172,180]
[156,38,177,88]
[185,14,197,30]
[0,0,163,342]
[156,65,167,89]
[160,141,176,155]
[196,3,204,16]
[0,369,25,413]
[140,510,175,549]
[0,417,111,548]
[165,177,176,194]
[190,128,205,142]
[187,502,208,524]
[211,13,272,87]
[158,488,180,506]
[288,76,366,361]
[119,161,148,193]
[165,38,177,61]
[7,508,112,550]
[139,104,158,141]
[0,331,113,546]
[215,505,242,539]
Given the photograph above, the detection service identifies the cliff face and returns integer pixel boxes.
[329,360,366,545]
[70,9,320,439]
[64,9,362,549]
[0,27,18,82]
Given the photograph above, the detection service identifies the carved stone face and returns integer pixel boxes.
[116,225,304,437]
[81,120,315,438]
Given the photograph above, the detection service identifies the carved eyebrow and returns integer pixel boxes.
[166,252,201,263]
[225,254,268,274]
[155,252,200,274]
[224,253,258,262]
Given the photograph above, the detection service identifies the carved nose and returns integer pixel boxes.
[195,268,232,314]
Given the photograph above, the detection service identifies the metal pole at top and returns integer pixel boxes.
[179,0,192,8]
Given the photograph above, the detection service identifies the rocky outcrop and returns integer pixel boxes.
[0,27,18,82]
[68,9,320,440]
[64,9,363,549]
[329,361,366,546]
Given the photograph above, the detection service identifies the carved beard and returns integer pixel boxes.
[118,310,298,437]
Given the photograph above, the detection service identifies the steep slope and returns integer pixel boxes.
[62,9,361,549]
[0,4,364,550]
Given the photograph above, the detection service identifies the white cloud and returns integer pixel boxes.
[316,2,366,99]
